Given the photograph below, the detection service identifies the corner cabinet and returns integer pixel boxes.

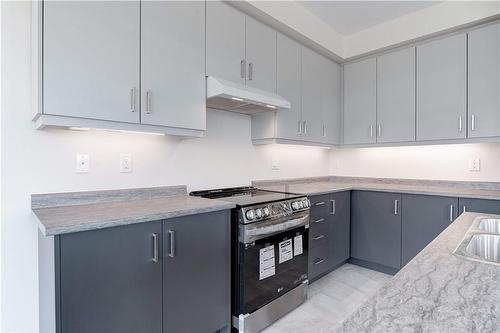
[35,1,206,137]
[251,37,341,146]
[53,211,231,333]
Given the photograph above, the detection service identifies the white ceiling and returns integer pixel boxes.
[297,1,441,36]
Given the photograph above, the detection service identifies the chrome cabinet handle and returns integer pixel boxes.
[313,218,325,224]
[130,87,136,112]
[240,59,246,79]
[322,125,327,137]
[315,201,325,206]
[152,233,159,263]
[168,230,175,258]
[248,62,253,80]
[303,121,307,134]
[449,205,454,222]
[459,116,463,132]
[377,124,382,138]
[297,120,302,134]
[330,199,336,215]
[370,125,374,137]
[146,90,152,114]
[314,258,325,265]
[471,114,475,131]
[462,205,467,213]
[312,235,325,241]
[394,199,399,215]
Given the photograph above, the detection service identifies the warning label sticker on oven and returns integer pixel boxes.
[279,239,293,264]
[294,235,303,256]
[259,245,275,280]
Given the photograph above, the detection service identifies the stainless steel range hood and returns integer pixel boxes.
[206,76,291,114]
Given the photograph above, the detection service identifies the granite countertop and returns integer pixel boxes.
[334,212,500,332]
[258,181,500,200]
[32,186,235,236]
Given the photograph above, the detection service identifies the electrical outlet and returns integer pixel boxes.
[120,154,132,173]
[76,154,89,173]
[469,157,481,172]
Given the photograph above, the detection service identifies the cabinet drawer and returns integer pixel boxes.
[309,194,332,219]
[308,242,330,280]
[309,217,329,238]
[309,231,328,250]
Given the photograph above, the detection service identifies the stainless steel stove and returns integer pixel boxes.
[190,187,310,333]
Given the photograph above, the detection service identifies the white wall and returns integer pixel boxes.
[0,2,331,332]
[330,143,500,182]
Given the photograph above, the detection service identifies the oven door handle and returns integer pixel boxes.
[240,213,309,244]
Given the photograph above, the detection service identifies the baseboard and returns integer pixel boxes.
[348,258,399,275]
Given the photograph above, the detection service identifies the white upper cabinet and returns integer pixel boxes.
[206,1,246,85]
[274,33,302,140]
[416,34,467,141]
[245,17,277,92]
[377,47,416,143]
[321,58,341,145]
[301,47,325,143]
[468,23,500,138]
[43,1,140,123]
[141,1,205,131]
[343,58,377,145]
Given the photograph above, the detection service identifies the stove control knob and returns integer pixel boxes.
[263,207,270,217]
[291,202,299,210]
[255,208,263,218]
[303,199,310,208]
[298,201,304,209]
[245,209,256,221]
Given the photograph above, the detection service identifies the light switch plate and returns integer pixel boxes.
[76,154,89,173]
[120,154,132,173]
[469,157,481,172]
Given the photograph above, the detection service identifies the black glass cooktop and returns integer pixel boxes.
[190,186,303,207]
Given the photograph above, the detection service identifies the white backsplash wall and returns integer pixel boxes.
[330,143,500,182]
[1,3,331,331]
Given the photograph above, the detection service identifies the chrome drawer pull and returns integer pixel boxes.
[315,201,325,206]
[313,218,325,224]
[312,235,325,241]
[152,233,159,263]
[168,230,175,258]
[314,258,325,265]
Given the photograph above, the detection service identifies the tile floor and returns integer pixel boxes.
[261,264,391,333]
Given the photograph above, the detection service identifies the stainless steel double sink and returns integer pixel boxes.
[455,217,500,265]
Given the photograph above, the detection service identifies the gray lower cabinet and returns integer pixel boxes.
[55,211,230,333]
[343,58,377,145]
[401,194,458,267]
[351,191,402,273]
[57,221,163,333]
[459,197,500,215]
[308,191,350,281]
[163,212,230,333]
[416,34,467,141]
[468,22,500,138]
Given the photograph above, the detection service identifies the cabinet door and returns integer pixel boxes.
[416,34,467,140]
[302,47,325,142]
[351,191,402,270]
[468,23,500,138]
[321,59,342,144]
[401,194,458,266]
[245,16,277,92]
[163,211,230,333]
[43,1,140,123]
[141,1,205,130]
[459,197,500,215]
[343,59,377,145]
[58,222,162,333]
[275,33,302,140]
[206,1,245,84]
[377,47,416,143]
[330,191,351,267]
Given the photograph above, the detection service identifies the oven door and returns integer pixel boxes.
[236,212,309,315]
